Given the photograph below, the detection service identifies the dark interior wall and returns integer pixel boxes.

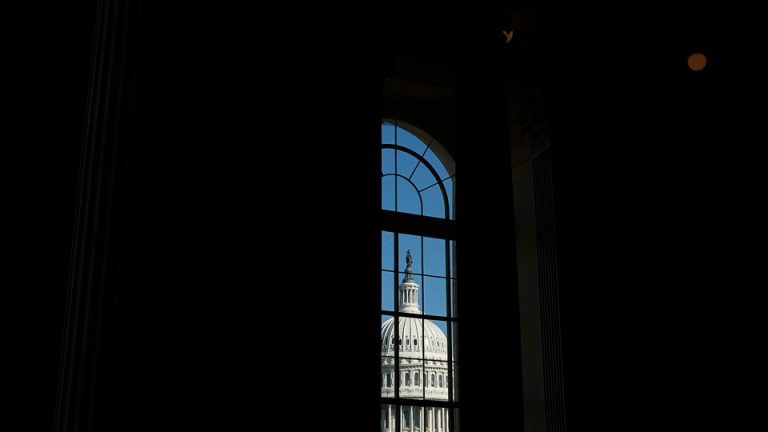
[7,1,761,431]
[104,4,262,429]
[523,4,761,431]
[630,8,761,429]
[103,2,381,430]
[539,27,654,432]
[453,9,525,432]
[7,1,378,429]
[270,2,382,430]
[5,3,96,431]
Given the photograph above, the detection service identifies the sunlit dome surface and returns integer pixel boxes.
[381,316,448,361]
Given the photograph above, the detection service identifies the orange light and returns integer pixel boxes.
[688,53,707,71]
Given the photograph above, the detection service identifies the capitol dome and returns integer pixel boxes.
[381,316,448,361]
[381,251,451,431]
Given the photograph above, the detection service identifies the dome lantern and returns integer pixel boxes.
[399,250,421,314]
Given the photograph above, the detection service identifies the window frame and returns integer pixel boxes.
[380,120,459,431]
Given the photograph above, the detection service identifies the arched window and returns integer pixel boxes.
[380,121,454,219]
[381,120,458,431]
[405,372,411,386]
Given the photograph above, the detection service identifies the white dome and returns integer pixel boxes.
[380,317,448,361]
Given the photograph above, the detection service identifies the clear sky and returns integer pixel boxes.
[381,122,455,335]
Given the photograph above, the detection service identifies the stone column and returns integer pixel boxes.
[440,408,444,431]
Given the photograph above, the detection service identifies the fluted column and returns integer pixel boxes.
[440,408,445,431]
[53,1,141,432]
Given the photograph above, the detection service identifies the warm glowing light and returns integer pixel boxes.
[502,29,514,44]
[688,53,707,71]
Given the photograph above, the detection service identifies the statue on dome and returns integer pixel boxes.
[402,250,415,284]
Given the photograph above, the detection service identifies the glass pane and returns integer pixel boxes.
[396,125,428,155]
[399,355,423,400]
[396,149,418,179]
[381,314,394,336]
[410,162,437,191]
[423,237,447,277]
[382,271,395,311]
[422,184,446,219]
[382,122,396,144]
[382,148,395,174]
[425,360,449,401]
[382,231,394,271]
[422,406,452,432]
[382,315,395,352]
[401,405,411,430]
[423,316,449,402]
[396,177,421,215]
[381,355,395,398]
[397,273,423,313]
[423,147,451,181]
[382,314,396,397]
[398,234,422,275]
[397,405,432,431]
[381,404,395,432]
[424,276,448,317]
[431,319,448,341]
[382,175,395,211]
